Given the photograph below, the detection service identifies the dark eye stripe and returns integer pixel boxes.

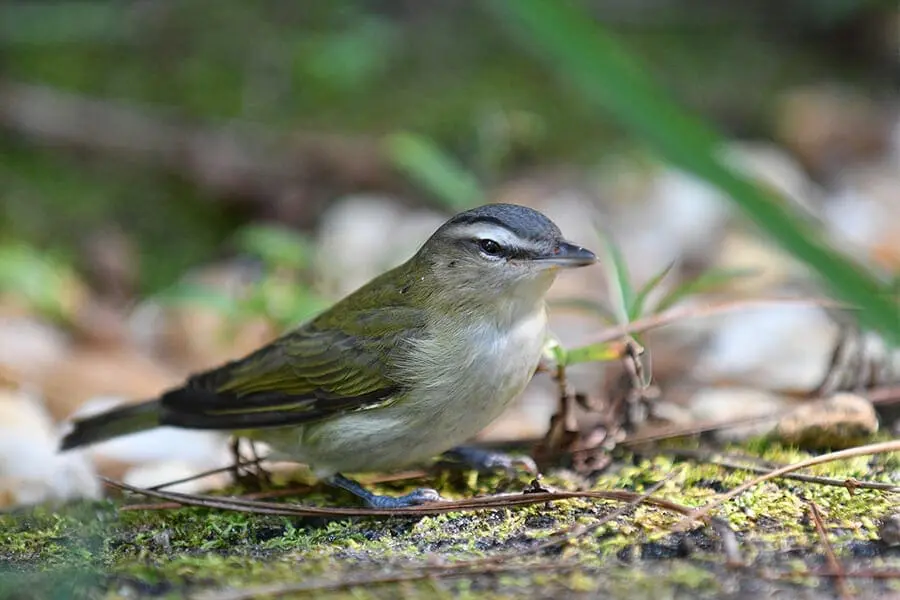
[470,238,535,260]
[504,246,535,260]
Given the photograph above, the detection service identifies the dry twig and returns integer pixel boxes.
[809,501,853,600]
[105,477,697,520]
[585,297,845,346]
[661,448,899,493]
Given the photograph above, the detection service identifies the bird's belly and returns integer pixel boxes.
[267,312,547,476]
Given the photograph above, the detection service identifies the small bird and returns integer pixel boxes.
[61,203,597,507]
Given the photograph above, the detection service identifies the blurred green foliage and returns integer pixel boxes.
[156,224,328,331]
[0,0,895,302]
[0,242,81,322]
[549,235,754,369]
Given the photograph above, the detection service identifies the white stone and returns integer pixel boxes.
[0,388,100,508]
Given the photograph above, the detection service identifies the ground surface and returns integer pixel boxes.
[0,442,898,600]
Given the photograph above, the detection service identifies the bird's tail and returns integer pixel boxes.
[59,399,161,451]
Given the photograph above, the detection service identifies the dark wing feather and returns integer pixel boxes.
[158,314,421,430]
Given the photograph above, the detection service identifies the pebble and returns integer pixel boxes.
[0,386,100,509]
[774,85,889,175]
[774,393,879,450]
[0,316,70,381]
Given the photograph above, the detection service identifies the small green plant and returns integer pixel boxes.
[548,236,752,370]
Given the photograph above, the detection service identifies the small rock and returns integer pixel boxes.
[151,529,173,552]
[879,514,900,547]
[721,142,822,214]
[596,143,817,286]
[69,299,131,349]
[774,393,879,450]
[79,226,138,306]
[713,231,806,294]
[0,316,70,380]
[0,386,100,509]
[156,306,276,375]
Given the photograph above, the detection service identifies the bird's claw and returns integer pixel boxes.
[365,487,443,508]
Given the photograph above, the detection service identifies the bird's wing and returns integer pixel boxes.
[158,314,416,430]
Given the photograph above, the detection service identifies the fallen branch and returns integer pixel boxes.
[104,476,697,520]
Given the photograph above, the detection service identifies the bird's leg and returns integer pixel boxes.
[228,438,272,489]
[327,474,442,508]
[442,445,538,475]
[247,441,273,487]
[229,437,244,485]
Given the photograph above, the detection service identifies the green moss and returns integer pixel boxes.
[0,442,897,599]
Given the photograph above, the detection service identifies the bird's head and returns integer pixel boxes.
[414,203,597,319]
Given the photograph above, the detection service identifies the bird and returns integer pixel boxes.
[60,203,597,507]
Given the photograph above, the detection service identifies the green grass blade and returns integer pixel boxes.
[488,0,900,343]
[601,236,634,324]
[384,132,483,210]
[630,261,676,320]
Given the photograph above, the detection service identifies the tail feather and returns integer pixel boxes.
[59,400,161,451]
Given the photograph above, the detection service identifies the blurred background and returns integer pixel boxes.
[0,1,898,507]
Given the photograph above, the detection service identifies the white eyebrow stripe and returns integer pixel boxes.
[446,222,532,249]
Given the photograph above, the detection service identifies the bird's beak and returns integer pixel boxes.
[534,241,597,268]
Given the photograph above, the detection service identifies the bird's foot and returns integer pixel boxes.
[327,474,443,508]
[442,445,538,476]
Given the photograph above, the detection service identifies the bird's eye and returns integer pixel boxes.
[478,239,502,256]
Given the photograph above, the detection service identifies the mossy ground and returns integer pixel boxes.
[1,441,898,599]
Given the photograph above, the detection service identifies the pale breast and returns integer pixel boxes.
[277,307,548,476]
